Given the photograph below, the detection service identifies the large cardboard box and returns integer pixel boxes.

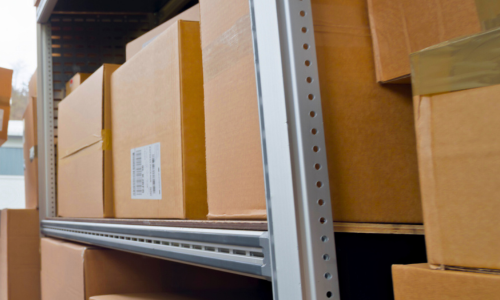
[24,97,38,209]
[412,28,500,269]
[0,209,41,300]
[0,67,13,146]
[111,21,207,219]
[393,264,500,300]
[126,4,200,61]
[201,0,422,222]
[41,238,264,300]
[368,0,500,83]
[41,238,173,300]
[57,64,120,218]
[65,72,91,97]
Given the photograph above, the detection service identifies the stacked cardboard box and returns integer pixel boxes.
[57,64,120,218]
[0,209,41,300]
[368,0,500,82]
[200,0,422,222]
[393,27,500,299]
[111,20,206,219]
[65,72,91,96]
[0,67,13,146]
[25,72,38,209]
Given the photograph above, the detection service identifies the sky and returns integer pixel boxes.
[0,0,37,89]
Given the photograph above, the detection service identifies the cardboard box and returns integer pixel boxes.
[65,72,91,97]
[0,67,13,146]
[24,97,38,209]
[111,21,207,219]
[41,238,265,300]
[412,28,500,269]
[41,238,173,300]
[393,264,500,300]
[367,0,500,83]
[90,291,272,300]
[57,64,120,218]
[0,209,41,300]
[126,4,200,61]
[201,0,422,222]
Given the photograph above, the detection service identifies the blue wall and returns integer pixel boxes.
[0,148,24,176]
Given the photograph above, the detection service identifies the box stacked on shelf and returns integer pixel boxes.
[0,67,13,146]
[393,27,500,299]
[0,209,41,300]
[57,64,120,218]
[25,72,38,209]
[368,0,500,82]
[200,0,422,222]
[65,72,91,97]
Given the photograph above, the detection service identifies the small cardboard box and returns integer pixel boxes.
[367,0,500,83]
[65,72,91,97]
[393,264,500,300]
[57,64,120,218]
[200,0,422,222]
[0,209,41,300]
[111,20,206,219]
[41,238,174,300]
[412,28,500,269]
[0,67,13,146]
[24,96,38,209]
[126,4,200,61]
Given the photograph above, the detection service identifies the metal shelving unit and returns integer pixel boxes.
[35,0,341,299]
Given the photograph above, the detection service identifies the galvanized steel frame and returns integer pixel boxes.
[36,0,341,299]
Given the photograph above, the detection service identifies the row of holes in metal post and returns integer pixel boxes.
[299,1,334,299]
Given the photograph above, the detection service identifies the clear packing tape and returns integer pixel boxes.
[475,0,500,31]
[59,129,111,161]
[411,27,500,96]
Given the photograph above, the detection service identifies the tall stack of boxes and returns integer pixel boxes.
[391,27,500,299]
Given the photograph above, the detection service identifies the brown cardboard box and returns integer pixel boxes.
[367,0,500,83]
[41,238,172,300]
[393,264,500,300]
[0,67,13,146]
[41,238,265,300]
[57,64,120,218]
[126,4,200,61]
[111,21,206,219]
[201,0,422,222]
[412,28,500,269]
[0,209,41,300]
[24,97,38,209]
[65,72,91,97]
[90,291,272,300]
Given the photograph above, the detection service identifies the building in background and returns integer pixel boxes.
[0,120,25,208]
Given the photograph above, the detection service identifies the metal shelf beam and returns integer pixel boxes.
[41,220,271,280]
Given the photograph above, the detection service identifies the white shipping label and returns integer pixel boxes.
[131,142,162,199]
[0,109,3,131]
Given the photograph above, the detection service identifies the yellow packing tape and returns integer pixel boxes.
[475,0,500,31]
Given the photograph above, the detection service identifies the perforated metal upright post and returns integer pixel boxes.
[250,0,341,299]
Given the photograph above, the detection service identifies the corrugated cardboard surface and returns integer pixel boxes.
[24,97,38,209]
[126,4,200,61]
[29,70,37,98]
[112,21,207,219]
[65,73,91,97]
[0,209,41,300]
[0,105,10,146]
[58,64,119,218]
[368,0,488,82]
[201,0,422,222]
[200,0,266,220]
[414,84,500,269]
[393,264,500,300]
[315,0,422,223]
[41,238,175,300]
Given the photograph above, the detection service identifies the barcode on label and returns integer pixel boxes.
[131,143,162,200]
